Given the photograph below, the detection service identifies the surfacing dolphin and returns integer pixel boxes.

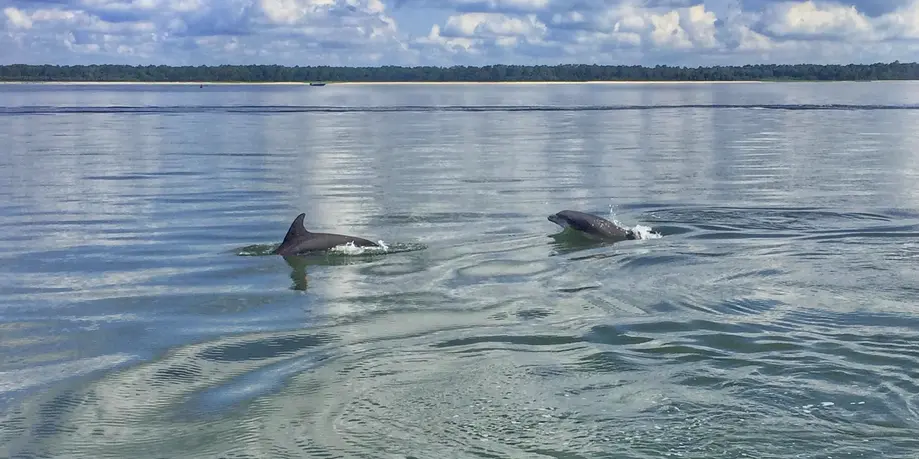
[548,210,637,242]
[272,213,381,256]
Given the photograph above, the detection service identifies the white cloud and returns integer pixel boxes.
[761,0,874,40]
[453,0,549,12]
[1,0,919,65]
[441,12,545,38]
[3,6,32,29]
[875,1,919,39]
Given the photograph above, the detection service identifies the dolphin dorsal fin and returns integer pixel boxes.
[281,213,312,245]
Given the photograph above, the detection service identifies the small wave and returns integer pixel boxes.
[234,244,276,256]
[0,353,138,395]
[4,103,919,115]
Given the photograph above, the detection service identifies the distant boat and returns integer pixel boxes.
[309,82,326,87]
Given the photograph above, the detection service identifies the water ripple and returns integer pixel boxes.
[4,83,919,459]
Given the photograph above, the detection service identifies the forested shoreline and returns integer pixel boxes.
[1,62,918,82]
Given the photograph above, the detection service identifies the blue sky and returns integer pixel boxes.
[2,0,918,66]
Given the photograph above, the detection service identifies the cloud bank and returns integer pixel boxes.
[2,0,919,65]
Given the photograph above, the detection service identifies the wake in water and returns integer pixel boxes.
[236,240,426,258]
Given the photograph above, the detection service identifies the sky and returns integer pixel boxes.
[1,0,919,67]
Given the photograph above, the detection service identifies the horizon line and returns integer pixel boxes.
[1,61,917,69]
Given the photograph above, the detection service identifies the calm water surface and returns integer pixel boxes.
[2,81,919,458]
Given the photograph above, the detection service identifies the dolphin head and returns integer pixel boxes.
[548,210,581,230]
[547,212,570,229]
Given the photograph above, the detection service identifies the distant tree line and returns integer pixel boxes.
[1,61,918,82]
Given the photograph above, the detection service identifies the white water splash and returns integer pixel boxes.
[631,224,662,240]
[606,204,662,240]
[328,240,390,255]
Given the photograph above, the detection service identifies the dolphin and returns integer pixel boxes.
[548,210,637,242]
[272,213,380,256]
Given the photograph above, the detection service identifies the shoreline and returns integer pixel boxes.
[1,80,771,86]
[0,80,903,86]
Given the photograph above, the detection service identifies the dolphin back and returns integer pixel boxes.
[273,213,380,255]
[556,210,634,241]
[309,233,380,250]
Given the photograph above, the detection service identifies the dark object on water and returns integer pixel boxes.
[309,82,326,86]
[548,210,636,242]
[272,213,380,256]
